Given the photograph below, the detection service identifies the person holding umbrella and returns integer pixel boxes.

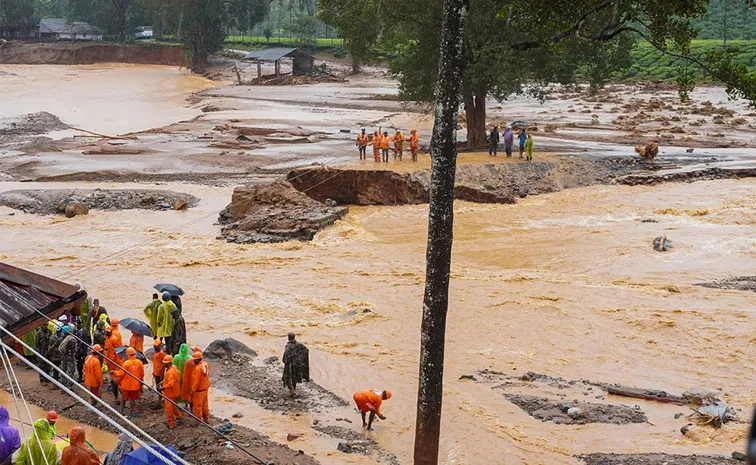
[168,304,186,356]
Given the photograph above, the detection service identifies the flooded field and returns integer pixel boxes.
[1,177,754,464]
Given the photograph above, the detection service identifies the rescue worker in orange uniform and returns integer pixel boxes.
[110,318,123,347]
[181,346,201,408]
[61,426,99,465]
[118,347,144,418]
[407,129,419,162]
[355,128,369,160]
[152,339,166,387]
[103,326,123,372]
[380,131,390,163]
[129,332,144,355]
[371,130,381,162]
[353,389,392,431]
[392,129,405,161]
[190,350,211,424]
[83,344,104,399]
[158,355,183,428]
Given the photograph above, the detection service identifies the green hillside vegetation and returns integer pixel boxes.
[623,40,756,82]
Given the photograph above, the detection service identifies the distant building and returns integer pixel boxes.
[35,19,104,41]
[242,47,315,76]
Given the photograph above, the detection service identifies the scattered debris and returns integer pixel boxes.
[653,235,672,252]
[634,143,659,160]
[681,386,721,405]
[607,385,685,405]
[577,453,740,465]
[312,425,400,465]
[696,276,756,293]
[64,201,89,218]
[688,402,732,428]
[502,393,647,425]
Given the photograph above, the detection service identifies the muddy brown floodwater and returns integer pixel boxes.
[1,176,755,465]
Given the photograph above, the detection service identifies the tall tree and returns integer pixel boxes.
[409,1,756,465]
[0,0,37,37]
[412,0,466,462]
[110,0,134,41]
[318,0,381,72]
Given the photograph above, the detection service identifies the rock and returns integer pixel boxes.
[337,442,351,453]
[682,386,720,405]
[173,199,188,210]
[732,451,747,461]
[56,197,73,213]
[64,201,89,218]
[204,338,257,359]
[459,375,476,381]
[177,437,196,451]
[567,407,584,419]
[640,218,658,223]
[232,412,243,419]
[680,424,691,436]
[287,433,301,441]
[453,184,516,204]
[653,235,672,252]
[674,413,684,419]
[264,356,279,365]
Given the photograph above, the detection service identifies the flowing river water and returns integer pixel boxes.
[1,65,755,465]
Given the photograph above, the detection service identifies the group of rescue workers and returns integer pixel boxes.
[6,286,393,464]
[355,127,420,163]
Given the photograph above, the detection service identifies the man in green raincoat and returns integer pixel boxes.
[172,343,191,401]
[16,418,59,465]
[156,292,176,353]
[21,329,37,364]
[143,293,162,338]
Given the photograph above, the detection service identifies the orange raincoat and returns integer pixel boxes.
[129,333,144,354]
[119,356,144,392]
[353,390,384,416]
[162,364,183,427]
[191,360,211,422]
[83,354,103,389]
[61,427,99,465]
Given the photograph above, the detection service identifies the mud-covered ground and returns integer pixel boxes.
[697,276,756,293]
[0,365,319,465]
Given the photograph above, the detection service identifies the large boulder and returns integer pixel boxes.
[204,338,258,360]
[64,201,89,218]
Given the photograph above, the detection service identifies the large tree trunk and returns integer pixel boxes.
[412,0,467,464]
[464,91,487,148]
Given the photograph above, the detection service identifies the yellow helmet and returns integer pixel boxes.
[101,363,109,374]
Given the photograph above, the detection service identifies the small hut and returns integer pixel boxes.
[243,47,315,78]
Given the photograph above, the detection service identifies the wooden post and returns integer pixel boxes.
[257,61,262,79]
[275,60,280,77]
[234,61,242,85]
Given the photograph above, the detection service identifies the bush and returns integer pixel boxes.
[332,46,348,58]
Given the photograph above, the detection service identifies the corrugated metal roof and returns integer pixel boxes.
[38,18,67,34]
[58,22,104,35]
[0,263,86,336]
[243,47,298,62]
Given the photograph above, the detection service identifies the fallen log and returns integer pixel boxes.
[607,385,685,405]
[71,127,138,140]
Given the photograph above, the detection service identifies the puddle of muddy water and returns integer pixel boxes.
[0,389,119,456]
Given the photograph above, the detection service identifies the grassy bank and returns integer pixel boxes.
[624,39,756,81]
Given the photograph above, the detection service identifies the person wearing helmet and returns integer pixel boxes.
[167,302,186,356]
[152,339,166,387]
[380,131,390,163]
[58,325,78,388]
[45,322,63,382]
[406,129,419,162]
[156,292,176,354]
[181,348,198,409]
[158,355,183,428]
[371,130,381,162]
[61,426,99,465]
[353,389,391,431]
[103,326,121,372]
[119,347,144,418]
[190,351,211,424]
[89,298,108,334]
[84,345,105,399]
[356,128,369,160]
[110,318,123,347]
[392,129,405,161]
[46,411,58,438]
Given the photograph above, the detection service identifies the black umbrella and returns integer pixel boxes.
[154,283,184,296]
[115,346,148,364]
[119,318,152,337]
